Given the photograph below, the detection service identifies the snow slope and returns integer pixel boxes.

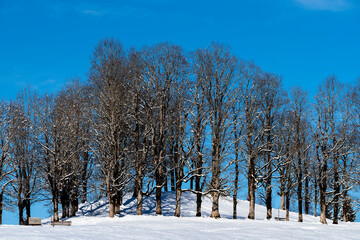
[1,192,360,240]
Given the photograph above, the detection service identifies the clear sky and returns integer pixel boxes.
[0,0,359,224]
[1,0,360,100]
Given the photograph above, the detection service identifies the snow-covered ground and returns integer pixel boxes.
[1,192,360,240]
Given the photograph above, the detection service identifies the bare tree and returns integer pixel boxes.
[8,90,39,225]
[288,87,310,222]
[257,73,286,219]
[88,38,131,218]
[192,43,238,218]
[0,101,12,225]
[314,76,343,224]
[141,42,187,215]
[238,61,263,220]
[32,93,75,222]
[187,58,210,217]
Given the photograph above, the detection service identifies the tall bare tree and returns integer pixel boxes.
[193,43,238,218]
[257,73,286,219]
[314,76,343,224]
[8,90,39,225]
[0,101,12,225]
[88,38,131,218]
[238,61,263,220]
[141,42,187,215]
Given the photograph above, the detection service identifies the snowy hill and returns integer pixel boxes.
[73,191,317,221]
[1,192,360,240]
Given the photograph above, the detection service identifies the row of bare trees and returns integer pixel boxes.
[0,39,359,225]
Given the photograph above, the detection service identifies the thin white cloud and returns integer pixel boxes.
[81,9,105,16]
[294,0,352,11]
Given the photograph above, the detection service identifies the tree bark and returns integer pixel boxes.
[115,191,122,215]
[248,156,256,220]
[343,190,348,222]
[25,199,31,224]
[0,192,2,225]
[319,165,327,224]
[210,191,220,218]
[297,171,303,222]
[332,155,340,224]
[304,175,309,215]
[174,188,182,217]
[170,169,176,192]
[53,192,59,222]
[195,138,203,217]
[280,192,285,211]
[18,202,25,225]
[233,161,239,219]
[136,160,143,215]
[70,198,78,217]
[285,192,290,221]
[109,196,115,218]
[155,162,163,215]
[210,145,221,219]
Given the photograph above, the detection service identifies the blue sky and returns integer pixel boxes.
[0,0,359,224]
[1,0,359,99]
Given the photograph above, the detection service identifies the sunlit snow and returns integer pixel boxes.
[1,192,360,240]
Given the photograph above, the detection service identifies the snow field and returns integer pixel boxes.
[1,192,360,240]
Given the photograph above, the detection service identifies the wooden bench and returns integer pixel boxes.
[51,221,72,227]
[274,217,286,221]
[28,217,42,226]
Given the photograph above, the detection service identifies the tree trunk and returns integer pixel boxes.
[136,188,143,215]
[195,142,203,217]
[70,198,78,217]
[174,188,182,217]
[170,169,176,192]
[0,192,3,225]
[81,176,88,204]
[196,192,202,217]
[297,151,303,222]
[109,196,115,218]
[136,164,143,215]
[81,151,89,204]
[19,203,25,225]
[304,176,309,215]
[248,156,256,220]
[210,144,221,219]
[265,177,272,219]
[115,191,122,215]
[25,199,31,224]
[155,163,163,215]
[233,161,239,219]
[333,157,340,224]
[319,181,327,224]
[210,191,220,218]
[66,201,70,217]
[61,198,67,219]
[53,193,59,222]
[297,179,303,222]
[285,192,290,221]
[280,170,286,210]
[342,190,348,222]
[163,170,168,192]
[314,178,318,217]
[0,193,3,225]
[233,194,237,219]
[280,192,285,211]
[319,161,327,224]
[320,198,327,224]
